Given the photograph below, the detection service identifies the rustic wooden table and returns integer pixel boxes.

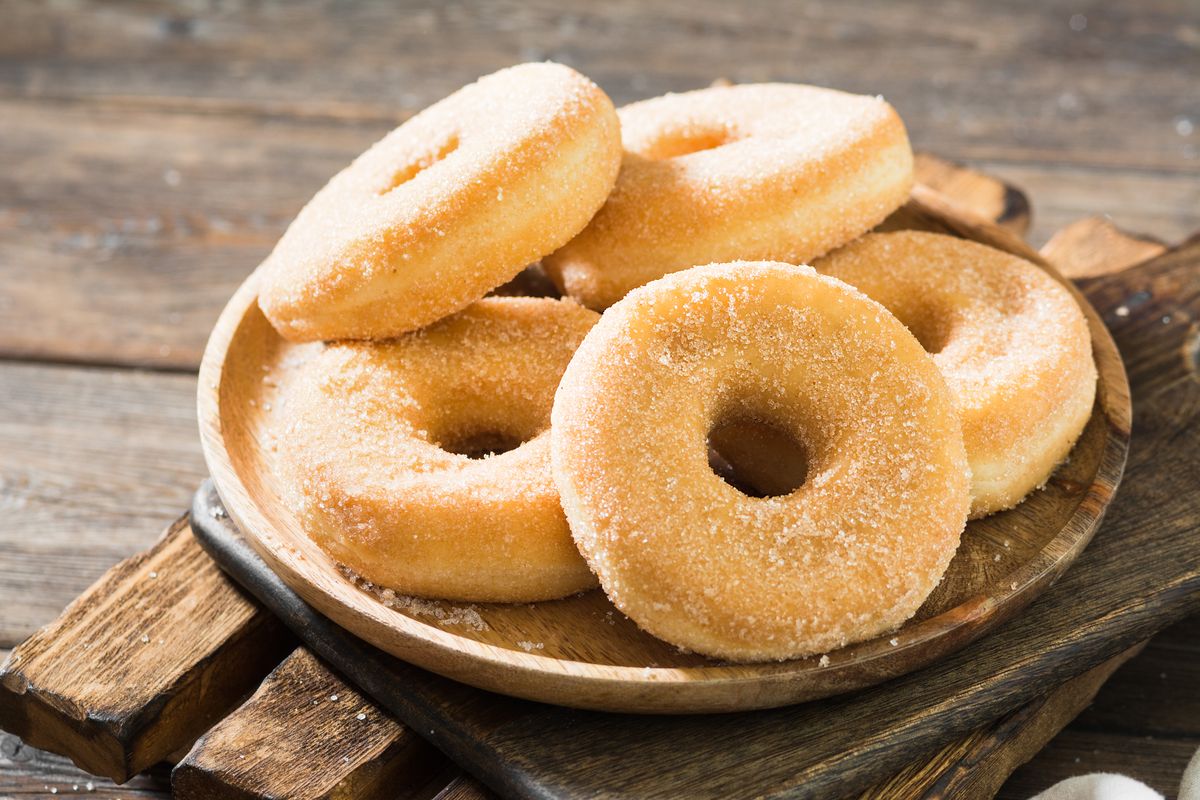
[1,2,1197,798]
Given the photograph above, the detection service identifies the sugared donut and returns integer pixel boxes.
[274,296,600,602]
[551,262,970,661]
[815,231,1097,517]
[259,62,621,342]
[542,84,913,309]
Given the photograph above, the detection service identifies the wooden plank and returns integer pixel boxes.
[998,614,1200,799]
[862,645,1144,799]
[0,517,292,782]
[172,648,447,800]
[914,154,1030,236]
[1,1,1196,174]
[0,362,206,646]
[0,728,171,798]
[9,621,1191,799]
[0,96,385,370]
[1069,614,1200,737]
[1041,217,1169,279]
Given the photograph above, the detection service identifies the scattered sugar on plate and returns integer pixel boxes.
[337,564,489,631]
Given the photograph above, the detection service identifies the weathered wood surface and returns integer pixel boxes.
[861,644,1144,799]
[1041,218,1169,280]
[190,230,1200,797]
[0,517,291,782]
[999,614,1200,799]
[7,616,1191,799]
[0,0,1197,793]
[0,1,1196,370]
[0,724,173,798]
[0,363,207,647]
[172,648,446,800]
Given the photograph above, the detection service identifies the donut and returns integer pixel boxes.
[551,262,970,661]
[274,296,600,602]
[814,231,1097,517]
[542,84,914,309]
[258,62,621,342]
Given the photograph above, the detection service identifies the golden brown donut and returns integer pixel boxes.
[542,83,913,309]
[551,262,970,661]
[258,62,621,342]
[273,297,600,602]
[815,231,1097,517]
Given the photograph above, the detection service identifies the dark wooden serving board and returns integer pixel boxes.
[187,233,1200,798]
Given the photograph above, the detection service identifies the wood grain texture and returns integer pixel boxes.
[3,1,1196,177]
[861,644,1144,799]
[11,620,1189,799]
[914,154,1031,236]
[0,517,291,783]
[190,231,1200,798]
[172,648,446,800]
[1042,217,1169,279]
[196,192,1129,714]
[999,615,1200,799]
[0,0,1196,369]
[0,95,373,370]
[0,728,171,798]
[0,363,207,647]
[0,0,1195,792]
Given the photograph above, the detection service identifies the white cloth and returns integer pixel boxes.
[1032,774,1163,800]
[1030,745,1200,800]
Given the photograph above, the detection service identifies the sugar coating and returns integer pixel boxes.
[814,231,1097,517]
[542,83,914,309]
[550,262,971,662]
[336,564,489,631]
[258,62,622,341]
[273,296,601,602]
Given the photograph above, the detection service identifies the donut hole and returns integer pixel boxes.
[897,305,953,355]
[707,415,810,498]
[380,134,460,194]
[439,428,527,459]
[642,129,731,160]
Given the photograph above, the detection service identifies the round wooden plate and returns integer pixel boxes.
[198,187,1130,714]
